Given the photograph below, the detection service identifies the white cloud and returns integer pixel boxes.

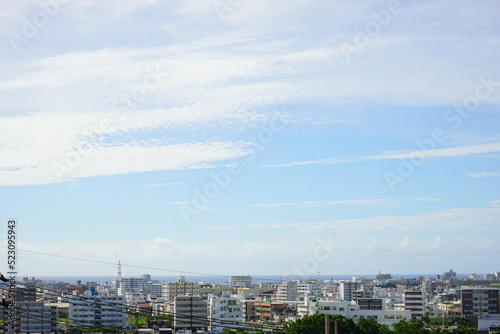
[211,206,500,235]
[172,201,192,206]
[249,198,398,208]
[0,140,252,186]
[117,182,180,188]
[468,171,500,178]
[261,142,500,168]
[412,197,444,202]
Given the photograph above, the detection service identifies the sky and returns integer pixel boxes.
[0,0,499,278]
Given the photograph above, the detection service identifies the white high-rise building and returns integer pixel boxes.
[208,295,243,333]
[275,280,299,302]
[119,276,145,294]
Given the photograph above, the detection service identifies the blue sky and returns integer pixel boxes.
[0,0,499,277]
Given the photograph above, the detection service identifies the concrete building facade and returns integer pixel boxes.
[461,288,500,316]
[404,290,425,318]
[174,295,208,331]
[208,295,243,333]
[229,276,252,288]
[69,295,127,328]
[163,276,199,301]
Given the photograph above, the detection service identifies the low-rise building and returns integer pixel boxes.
[478,314,500,333]
[298,296,411,327]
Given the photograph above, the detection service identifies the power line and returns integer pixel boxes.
[0,246,288,282]
[0,246,286,282]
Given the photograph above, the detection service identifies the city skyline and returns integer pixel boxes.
[0,1,499,276]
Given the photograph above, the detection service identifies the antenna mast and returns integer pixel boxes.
[117,260,122,281]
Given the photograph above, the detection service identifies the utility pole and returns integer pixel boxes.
[324,314,330,334]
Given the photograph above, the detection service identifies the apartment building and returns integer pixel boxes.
[174,295,208,331]
[242,300,256,321]
[69,295,127,328]
[229,276,252,288]
[404,290,425,318]
[208,295,243,332]
[275,280,320,302]
[352,289,374,301]
[3,301,57,333]
[143,281,163,298]
[162,276,199,301]
[275,280,299,302]
[461,288,500,316]
[253,301,288,321]
[339,282,360,301]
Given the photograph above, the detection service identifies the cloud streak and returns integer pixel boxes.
[260,142,500,168]
[468,171,500,178]
[205,206,500,234]
[249,198,398,208]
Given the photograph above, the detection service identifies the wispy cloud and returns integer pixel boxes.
[207,206,500,234]
[172,201,192,206]
[0,141,252,186]
[248,198,398,208]
[412,197,444,202]
[117,183,181,188]
[260,142,500,168]
[468,171,500,178]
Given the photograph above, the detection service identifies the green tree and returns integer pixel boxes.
[355,316,392,334]
[456,317,474,327]
[454,317,476,334]
[393,318,428,334]
[283,313,357,334]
